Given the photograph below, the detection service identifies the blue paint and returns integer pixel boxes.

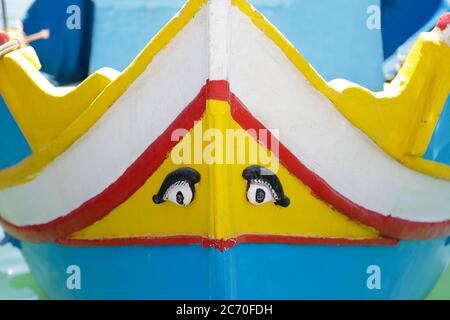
[252,0,385,91]
[22,0,94,84]
[381,0,442,59]
[424,96,450,166]
[0,233,22,249]
[22,243,211,300]
[21,0,447,89]
[383,0,449,79]
[86,0,385,90]
[89,0,185,74]
[0,97,31,170]
[20,239,449,299]
[377,0,450,164]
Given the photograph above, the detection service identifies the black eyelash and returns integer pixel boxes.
[153,168,201,204]
[242,166,290,208]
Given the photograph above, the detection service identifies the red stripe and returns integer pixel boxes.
[57,234,398,250]
[2,80,450,242]
[58,236,209,247]
[206,80,229,101]
[0,84,208,242]
[229,93,450,240]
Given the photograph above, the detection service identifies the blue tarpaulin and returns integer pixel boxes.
[22,0,93,84]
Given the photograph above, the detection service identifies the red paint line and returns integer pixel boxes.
[57,234,398,250]
[2,80,450,242]
[229,92,450,240]
[0,84,208,242]
[57,235,208,247]
[206,79,229,101]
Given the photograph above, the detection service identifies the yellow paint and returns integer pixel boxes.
[71,100,379,241]
[206,100,232,240]
[0,0,207,189]
[232,0,450,179]
[0,47,118,153]
[0,0,448,186]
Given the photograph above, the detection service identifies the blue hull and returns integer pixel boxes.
[20,239,450,300]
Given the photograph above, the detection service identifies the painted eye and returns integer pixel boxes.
[247,182,275,205]
[153,168,200,207]
[242,166,290,208]
[165,181,194,206]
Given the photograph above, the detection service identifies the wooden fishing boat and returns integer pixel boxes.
[0,0,449,299]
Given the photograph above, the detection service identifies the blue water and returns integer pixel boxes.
[0,229,39,300]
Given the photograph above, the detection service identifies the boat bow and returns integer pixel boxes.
[0,0,450,244]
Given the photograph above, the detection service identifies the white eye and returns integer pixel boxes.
[164,181,194,207]
[153,168,200,206]
[247,182,275,206]
[243,166,290,208]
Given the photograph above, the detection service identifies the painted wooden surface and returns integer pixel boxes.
[1,0,449,241]
[0,0,449,299]
[18,239,450,299]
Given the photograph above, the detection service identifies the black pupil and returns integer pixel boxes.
[255,188,266,203]
[176,191,185,205]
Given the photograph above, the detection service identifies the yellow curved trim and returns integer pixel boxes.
[1,0,449,189]
[0,0,207,189]
[0,47,118,152]
[232,0,450,179]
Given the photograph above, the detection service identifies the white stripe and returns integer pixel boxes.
[208,0,231,80]
[229,6,450,223]
[0,6,209,226]
[2,2,449,228]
